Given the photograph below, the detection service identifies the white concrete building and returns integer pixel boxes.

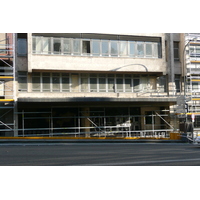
[0,33,184,138]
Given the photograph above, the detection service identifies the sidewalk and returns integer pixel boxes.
[0,137,186,143]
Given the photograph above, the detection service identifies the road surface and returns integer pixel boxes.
[0,143,200,166]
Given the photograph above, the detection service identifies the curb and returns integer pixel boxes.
[0,139,186,143]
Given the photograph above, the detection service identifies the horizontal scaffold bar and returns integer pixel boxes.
[192,79,200,81]
[0,76,13,79]
[0,99,14,102]
[177,112,200,115]
[191,61,200,63]
[192,98,200,101]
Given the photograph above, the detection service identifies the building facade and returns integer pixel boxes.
[0,33,186,138]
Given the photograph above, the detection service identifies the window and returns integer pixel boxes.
[63,39,71,55]
[90,77,97,92]
[149,76,156,91]
[108,77,115,92]
[153,42,159,58]
[32,73,41,92]
[32,37,41,54]
[175,75,181,93]
[125,75,132,92]
[18,72,27,92]
[119,41,128,56]
[158,76,167,92]
[116,75,123,92]
[52,73,60,92]
[62,74,70,92]
[73,39,81,55]
[145,42,152,57]
[42,37,51,54]
[137,42,144,57]
[110,41,118,56]
[133,78,140,91]
[92,40,100,56]
[42,73,51,92]
[32,36,161,58]
[129,42,135,57]
[53,38,61,54]
[145,111,155,124]
[17,39,27,56]
[82,40,91,55]
[99,77,106,92]
[102,40,109,56]
[81,74,89,92]
[174,42,179,61]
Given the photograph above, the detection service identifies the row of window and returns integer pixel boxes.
[18,72,169,93]
[32,36,161,58]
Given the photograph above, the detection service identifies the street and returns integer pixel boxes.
[0,142,200,166]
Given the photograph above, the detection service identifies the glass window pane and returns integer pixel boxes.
[32,77,40,91]
[108,78,115,92]
[92,40,100,56]
[82,40,91,55]
[18,77,27,91]
[125,79,132,92]
[90,78,97,92]
[62,77,70,91]
[111,41,118,56]
[133,79,140,91]
[52,75,60,92]
[120,41,128,56]
[73,39,81,55]
[158,76,166,92]
[116,78,123,92]
[137,42,144,57]
[33,37,41,54]
[81,78,89,92]
[63,39,71,55]
[53,38,61,54]
[146,43,152,57]
[175,79,180,92]
[153,43,159,58]
[17,39,27,56]
[129,42,135,57]
[99,78,106,92]
[174,49,179,60]
[42,37,51,54]
[42,76,50,92]
[102,40,109,56]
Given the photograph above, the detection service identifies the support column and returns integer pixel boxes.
[81,107,90,137]
[168,33,176,96]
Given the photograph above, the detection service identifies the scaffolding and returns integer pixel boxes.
[16,107,174,139]
[0,33,15,136]
[183,33,200,138]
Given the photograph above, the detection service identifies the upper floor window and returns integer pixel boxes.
[32,36,161,59]
[174,42,179,61]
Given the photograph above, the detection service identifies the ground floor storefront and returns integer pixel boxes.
[15,101,177,139]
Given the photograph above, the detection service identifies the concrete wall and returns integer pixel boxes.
[27,33,168,74]
[29,55,167,73]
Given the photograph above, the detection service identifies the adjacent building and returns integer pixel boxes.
[0,33,187,138]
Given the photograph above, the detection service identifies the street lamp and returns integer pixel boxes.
[112,64,148,72]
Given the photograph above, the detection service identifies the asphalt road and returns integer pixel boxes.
[0,143,200,166]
